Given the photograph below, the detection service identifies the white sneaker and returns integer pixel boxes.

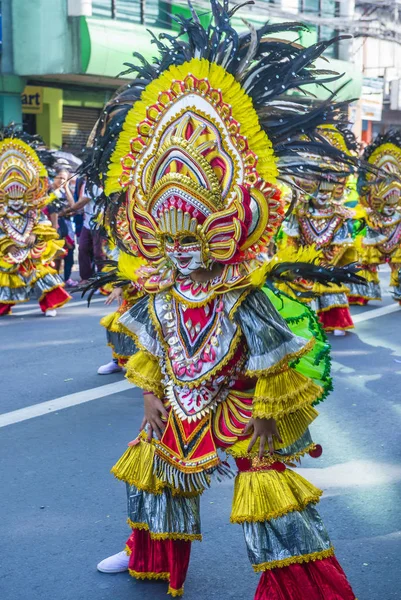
[333,329,346,337]
[97,550,129,574]
[45,309,57,317]
[97,360,123,375]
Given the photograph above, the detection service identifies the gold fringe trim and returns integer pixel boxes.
[252,368,323,421]
[278,405,319,448]
[125,350,164,397]
[125,544,132,556]
[111,439,164,494]
[229,405,318,455]
[168,585,185,597]
[111,439,202,497]
[129,569,170,581]
[227,441,317,464]
[313,282,349,295]
[38,283,65,303]
[231,468,322,524]
[127,519,202,541]
[252,547,335,572]
[323,325,354,332]
[246,338,315,378]
[316,303,350,313]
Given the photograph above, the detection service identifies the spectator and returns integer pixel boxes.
[73,175,86,239]
[65,178,104,284]
[48,168,78,288]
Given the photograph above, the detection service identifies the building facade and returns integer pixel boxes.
[0,0,363,150]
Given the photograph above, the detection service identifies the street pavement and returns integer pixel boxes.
[1,269,401,600]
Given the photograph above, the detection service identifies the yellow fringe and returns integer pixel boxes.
[358,245,382,265]
[313,281,349,295]
[278,405,319,448]
[168,585,185,597]
[111,439,201,497]
[100,311,120,331]
[231,468,322,524]
[252,368,323,421]
[125,350,164,398]
[252,547,335,572]
[127,519,202,541]
[129,569,170,581]
[125,544,132,556]
[0,271,26,288]
[111,439,164,494]
[229,405,318,456]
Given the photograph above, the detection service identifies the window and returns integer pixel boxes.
[92,0,159,26]
[298,0,340,59]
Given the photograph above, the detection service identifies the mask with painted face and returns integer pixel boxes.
[0,137,49,218]
[359,131,401,218]
[164,234,204,275]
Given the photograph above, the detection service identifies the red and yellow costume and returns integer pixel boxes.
[0,134,71,315]
[282,126,358,333]
[87,4,359,598]
[353,131,401,304]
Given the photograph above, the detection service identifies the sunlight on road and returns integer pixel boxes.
[299,460,401,491]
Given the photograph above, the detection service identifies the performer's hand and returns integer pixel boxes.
[140,393,168,442]
[26,234,36,247]
[105,286,123,306]
[6,244,18,254]
[244,417,283,458]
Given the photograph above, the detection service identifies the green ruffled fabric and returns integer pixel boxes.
[262,286,332,405]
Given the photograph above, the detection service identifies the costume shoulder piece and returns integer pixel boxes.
[85,0,362,298]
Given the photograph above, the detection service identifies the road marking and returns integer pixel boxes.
[0,380,132,428]
[1,298,400,428]
[352,303,401,324]
[13,297,104,316]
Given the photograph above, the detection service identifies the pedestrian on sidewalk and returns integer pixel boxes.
[65,177,104,284]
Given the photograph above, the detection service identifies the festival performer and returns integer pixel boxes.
[352,130,401,304]
[0,130,71,316]
[282,125,358,335]
[96,252,143,374]
[86,4,362,598]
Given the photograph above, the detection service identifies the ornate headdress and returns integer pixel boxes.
[0,127,55,217]
[293,125,356,206]
[358,130,401,213]
[86,0,361,291]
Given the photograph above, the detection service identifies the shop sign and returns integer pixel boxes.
[21,86,43,114]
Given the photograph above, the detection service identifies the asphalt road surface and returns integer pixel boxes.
[1,268,401,600]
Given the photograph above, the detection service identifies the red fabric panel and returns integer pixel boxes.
[254,556,355,600]
[38,285,71,312]
[128,528,192,593]
[348,296,368,306]
[318,307,354,331]
[0,303,14,315]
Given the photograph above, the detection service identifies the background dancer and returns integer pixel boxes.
[0,129,71,317]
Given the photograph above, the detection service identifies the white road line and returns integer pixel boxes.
[0,380,132,428]
[13,297,104,316]
[1,299,400,429]
[352,303,401,324]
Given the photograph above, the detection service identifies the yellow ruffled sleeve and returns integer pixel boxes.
[125,350,164,398]
[252,366,322,421]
